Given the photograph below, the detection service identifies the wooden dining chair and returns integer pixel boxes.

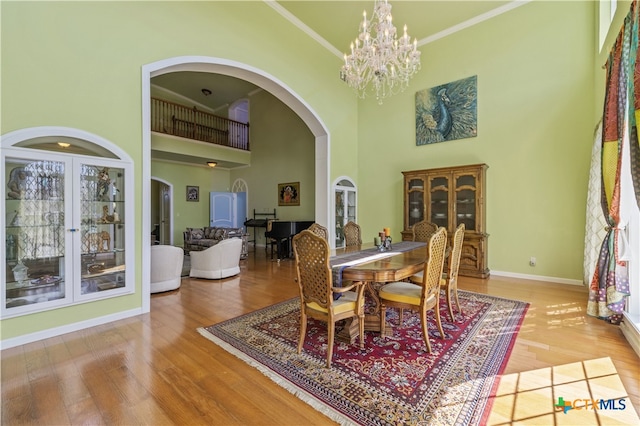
[343,221,362,246]
[441,223,465,320]
[410,223,465,321]
[265,219,278,258]
[308,223,329,241]
[412,220,438,242]
[379,227,448,353]
[292,230,366,367]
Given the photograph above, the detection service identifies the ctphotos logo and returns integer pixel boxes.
[554,396,627,414]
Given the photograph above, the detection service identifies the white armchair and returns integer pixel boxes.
[189,238,243,279]
[150,245,184,293]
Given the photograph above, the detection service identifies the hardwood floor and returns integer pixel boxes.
[2,248,638,425]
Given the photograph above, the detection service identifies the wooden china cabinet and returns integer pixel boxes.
[401,164,489,278]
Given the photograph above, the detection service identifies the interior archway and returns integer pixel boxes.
[141,56,331,312]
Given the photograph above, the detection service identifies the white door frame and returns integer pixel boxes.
[151,176,174,245]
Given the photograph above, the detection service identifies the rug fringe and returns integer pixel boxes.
[197,327,358,426]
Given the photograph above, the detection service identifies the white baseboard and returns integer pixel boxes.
[0,308,143,350]
[620,314,640,359]
[490,270,583,286]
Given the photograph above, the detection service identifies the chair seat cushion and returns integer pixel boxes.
[410,271,447,287]
[379,281,434,305]
[306,291,358,315]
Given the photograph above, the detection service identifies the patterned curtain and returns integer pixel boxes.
[587,2,639,323]
[584,122,608,285]
[632,1,640,207]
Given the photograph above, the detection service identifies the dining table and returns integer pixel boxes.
[329,241,428,342]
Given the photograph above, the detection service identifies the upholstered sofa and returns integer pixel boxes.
[183,226,244,254]
[189,238,243,279]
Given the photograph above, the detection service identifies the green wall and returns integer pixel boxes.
[151,160,231,244]
[358,0,596,280]
[0,0,605,341]
[151,88,316,247]
[0,1,353,340]
[231,90,315,241]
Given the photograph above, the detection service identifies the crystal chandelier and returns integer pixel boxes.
[340,0,421,104]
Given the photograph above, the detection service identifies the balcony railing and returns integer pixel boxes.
[151,97,250,151]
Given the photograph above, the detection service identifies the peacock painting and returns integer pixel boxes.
[415,75,477,145]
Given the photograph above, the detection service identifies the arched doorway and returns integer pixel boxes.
[141,56,331,312]
[150,177,173,245]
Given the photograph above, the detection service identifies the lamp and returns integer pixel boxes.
[340,0,421,104]
[57,142,71,148]
[207,161,217,168]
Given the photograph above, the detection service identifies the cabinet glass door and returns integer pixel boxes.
[334,178,356,248]
[454,172,478,232]
[429,175,449,228]
[77,161,127,299]
[335,190,345,246]
[407,177,425,228]
[3,142,133,319]
[347,191,356,224]
[4,155,72,315]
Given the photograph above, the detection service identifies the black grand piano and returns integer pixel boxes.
[265,220,315,260]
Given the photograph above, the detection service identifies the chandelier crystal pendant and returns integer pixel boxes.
[340,0,421,104]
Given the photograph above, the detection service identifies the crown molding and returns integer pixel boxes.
[418,1,532,47]
[265,0,343,58]
[267,0,532,58]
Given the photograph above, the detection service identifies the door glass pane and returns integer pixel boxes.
[456,174,477,231]
[408,178,424,227]
[335,190,344,246]
[347,191,356,223]
[79,164,126,294]
[334,179,357,248]
[5,158,66,310]
[430,176,449,227]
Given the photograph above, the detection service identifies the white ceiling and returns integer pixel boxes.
[152,72,261,115]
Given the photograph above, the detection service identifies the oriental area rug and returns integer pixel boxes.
[198,291,529,425]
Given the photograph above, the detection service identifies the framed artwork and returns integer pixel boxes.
[415,75,477,145]
[186,185,199,202]
[278,182,300,206]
